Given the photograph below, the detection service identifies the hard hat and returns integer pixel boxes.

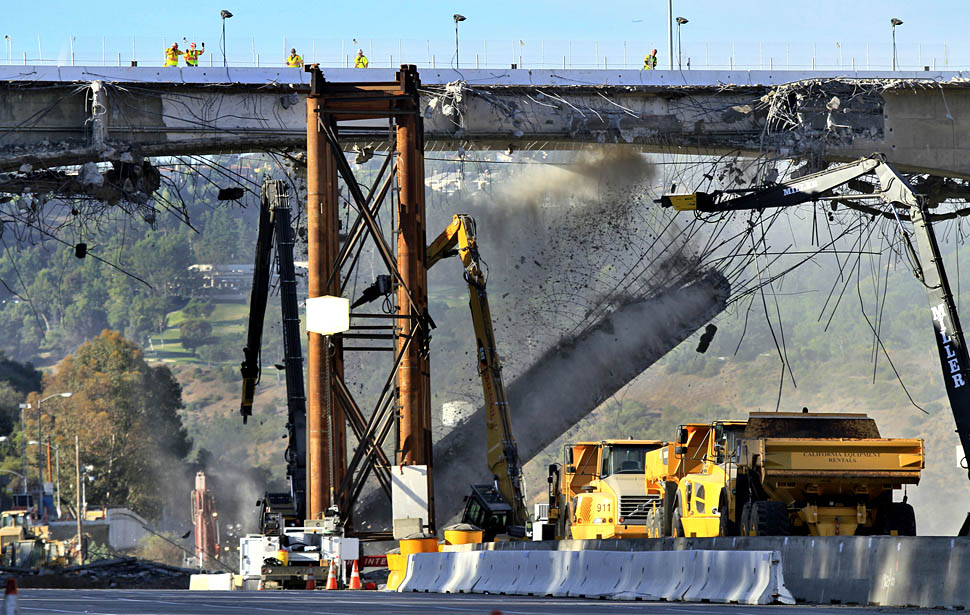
[652,49,657,53]
[190,42,196,48]
[357,48,363,54]
[172,42,179,47]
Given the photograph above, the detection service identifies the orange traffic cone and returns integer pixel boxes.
[304,562,315,590]
[325,559,338,590]
[4,578,18,615]
[348,560,362,590]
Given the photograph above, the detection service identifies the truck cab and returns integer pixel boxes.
[561,440,664,539]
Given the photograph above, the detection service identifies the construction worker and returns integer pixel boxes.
[286,48,303,68]
[184,42,205,67]
[643,49,658,70]
[354,49,369,68]
[164,42,183,67]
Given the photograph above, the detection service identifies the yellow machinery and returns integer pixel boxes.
[662,154,970,534]
[648,412,924,537]
[0,510,68,568]
[426,214,528,539]
[552,439,664,539]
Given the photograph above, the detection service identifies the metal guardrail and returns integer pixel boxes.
[0,36,962,72]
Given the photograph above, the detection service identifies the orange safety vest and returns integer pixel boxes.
[185,48,203,65]
[287,54,303,68]
[165,47,182,67]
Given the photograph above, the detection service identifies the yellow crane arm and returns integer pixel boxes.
[426,214,529,526]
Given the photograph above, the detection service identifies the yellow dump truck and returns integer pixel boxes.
[648,412,924,537]
[553,439,665,539]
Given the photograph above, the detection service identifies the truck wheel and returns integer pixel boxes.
[879,502,917,536]
[740,502,753,536]
[718,491,738,536]
[671,500,685,537]
[751,501,789,536]
[662,482,677,537]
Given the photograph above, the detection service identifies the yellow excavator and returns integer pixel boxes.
[426,214,529,540]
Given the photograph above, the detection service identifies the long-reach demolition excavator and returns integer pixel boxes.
[662,153,970,535]
[426,214,529,540]
[239,180,308,533]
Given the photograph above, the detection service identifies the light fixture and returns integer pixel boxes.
[306,296,351,336]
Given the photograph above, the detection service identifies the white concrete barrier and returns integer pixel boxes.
[683,549,793,604]
[397,548,792,604]
[567,550,625,598]
[188,573,234,591]
[472,551,524,595]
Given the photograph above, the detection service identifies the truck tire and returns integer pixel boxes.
[670,500,685,537]
[750,501,789,536]
[879,502,917,536]
[718,490,738,536]
[662,482,677,537]
[740,502,753,536]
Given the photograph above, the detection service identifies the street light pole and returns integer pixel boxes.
[891,18,903,71]
[667,0,674,70]
[676,17,688,70]
[220,10,233,68]
[34,392,72,519]
[18,404,28,496]
[75,434,83,565]
[453,14,466,69]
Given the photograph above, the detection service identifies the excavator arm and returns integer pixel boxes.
[427,214,529,529]
[240,180,308,525]
[664,154,970,531]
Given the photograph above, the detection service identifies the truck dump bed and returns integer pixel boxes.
[740,413,923,501]
[750,438,924,482]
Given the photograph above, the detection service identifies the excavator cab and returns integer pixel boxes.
[460,484,525,541]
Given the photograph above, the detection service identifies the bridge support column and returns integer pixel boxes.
[306,88,345,520]
[394,65,434,531]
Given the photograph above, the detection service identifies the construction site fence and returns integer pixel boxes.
[0,37,964,72]
[419,535,970,608]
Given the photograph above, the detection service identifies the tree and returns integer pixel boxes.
[179,320,213,352]
[39,331,192,520]
[182,299,215,320]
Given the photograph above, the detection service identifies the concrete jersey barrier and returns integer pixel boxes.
[398,548,793,605]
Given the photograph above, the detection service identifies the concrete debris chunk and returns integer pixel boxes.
[79,162,104,187]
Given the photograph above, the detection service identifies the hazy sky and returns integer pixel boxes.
[4,0,968,70]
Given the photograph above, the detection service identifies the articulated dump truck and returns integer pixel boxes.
[646,412,925,537]
[552,440,665,540]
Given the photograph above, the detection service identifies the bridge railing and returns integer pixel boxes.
[0,36,961,72]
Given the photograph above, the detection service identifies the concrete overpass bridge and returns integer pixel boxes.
[3,66,970,183]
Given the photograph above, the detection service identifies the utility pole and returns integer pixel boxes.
[75,435,83,565]
[667,0,674,70]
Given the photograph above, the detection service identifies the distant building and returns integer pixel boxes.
[188,263,255,293]
[186,262,308,298]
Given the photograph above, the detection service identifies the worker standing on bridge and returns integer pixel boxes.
[184,42,204,67]
[286,48,303,68]
[643,49,658,70]
[355,49,369,68]
[164,42,183,67]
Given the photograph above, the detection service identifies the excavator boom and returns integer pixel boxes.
[240,180,308,525]
[427,214,529,530]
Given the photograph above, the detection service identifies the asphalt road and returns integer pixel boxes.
[15,590,938,615]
